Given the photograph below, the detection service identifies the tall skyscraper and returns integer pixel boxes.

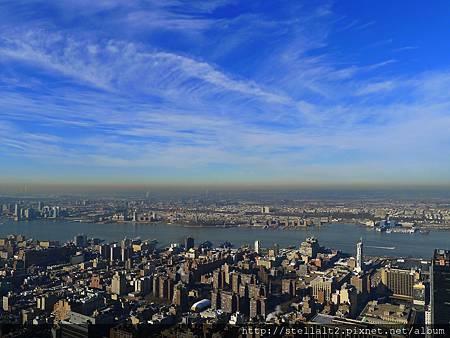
[74,234,87,248]
[110,244,121,262]
[356,238,364,273]
[185,237,194,250]
[254,240,261,254]
[134,276,151,295]
[14,204,21,221]
[173,282,188,312]
[121,246,132,262]
[431,249,450,324]
[111,272,127,296]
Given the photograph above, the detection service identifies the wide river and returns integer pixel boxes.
[0,219,448,259]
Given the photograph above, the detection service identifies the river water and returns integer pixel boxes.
[0,219,448,259]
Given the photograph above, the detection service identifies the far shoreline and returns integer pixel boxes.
[3,216,450,232]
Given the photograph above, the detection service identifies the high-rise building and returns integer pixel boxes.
[121,246,132,262]
[172,282,188,312]
[23,208,32,220]
[3,293,14,312]
[74,234,87,248]
[382,267,420,300]
[14,204,21,221]
[356,238,363,273]
[152,275,160,297]
[281,278,296,296]
[134,276,152,295]
[272,243,279,256]
[110,244,121,262]
[213,269,224,290]
[311,276,335,302]
[351,273,370,296]
[99,243,110,260]
[231,272,241,293]
[90,275,103,289]
[159,276,174,300]
[254,240,261,254]
[1,204,10,214]
[431,249,450,324]
[220,291,238,314]
[211,289,220,309]
[121,238,131,249]
[261,206,271,214]
[185,237,194,250]
[339,283,358,316]
[413,282,426,306]
[250,297,267,318]
[111,272,127,296]
[36,294,58,312]
[299,237,320,259]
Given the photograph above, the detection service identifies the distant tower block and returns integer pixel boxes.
[261,206,271,214]
[356,238,364,273]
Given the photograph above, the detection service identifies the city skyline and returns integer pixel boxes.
[1,1,450,184]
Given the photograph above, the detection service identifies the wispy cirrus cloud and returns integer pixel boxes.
[355,80,396,95]
[0,30,292,106]
[0,1,450,183]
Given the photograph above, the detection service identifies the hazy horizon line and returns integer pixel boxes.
[2,180,450,190]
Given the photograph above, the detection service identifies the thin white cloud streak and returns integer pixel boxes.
[393,46,418,52]
[0,30,292,107]
[355,80,396,95]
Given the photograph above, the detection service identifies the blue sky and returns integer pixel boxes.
[1,0,450,185]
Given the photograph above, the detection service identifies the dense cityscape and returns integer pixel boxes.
[2,196,450,230]
[0,195,449,337]
[2,0,450,337]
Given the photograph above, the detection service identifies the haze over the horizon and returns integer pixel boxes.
[1,1,450,184]
[2,182,450,201]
